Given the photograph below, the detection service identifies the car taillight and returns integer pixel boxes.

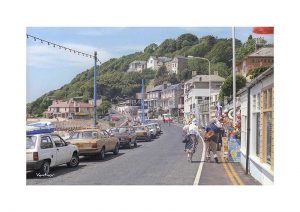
[33,152,39,161]
[91,143,97,148]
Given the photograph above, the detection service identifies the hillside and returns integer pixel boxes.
[27,33,256,116]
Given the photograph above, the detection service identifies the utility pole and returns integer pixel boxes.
[141,79,145,124]
[232,27,236,124]
[93,51,97,128]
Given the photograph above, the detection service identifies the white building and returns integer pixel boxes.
[183,74,225,123]
[147,56,172,71]
[237,67,274,185]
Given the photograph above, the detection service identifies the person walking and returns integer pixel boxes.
[204,118,222,163]
[184,118,200,162]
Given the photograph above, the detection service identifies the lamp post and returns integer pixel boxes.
[187,56,211,122]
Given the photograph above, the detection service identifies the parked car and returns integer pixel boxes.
[26,133,79,175]
[68,129,119,160]
[144,123,158,138]
[152,122,162,134]
[114,127,137,148]
[133,126,151,142]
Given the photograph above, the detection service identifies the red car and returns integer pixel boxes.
[162,114,172,123]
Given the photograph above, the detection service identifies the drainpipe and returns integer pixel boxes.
[246,86,251,174]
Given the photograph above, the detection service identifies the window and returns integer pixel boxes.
[40,136,54,149]
[51,135,66,147]
[70,132,83,139]
[252,93,261,157]
[265,111,272,164]
[26,136,37,149]
[82,131,98,138]
[256,113,261,156]
[262,87,273,166]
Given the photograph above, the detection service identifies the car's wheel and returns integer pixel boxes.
[128,139,132,149]
[67,153,79,168]
[113,144,119,155]
[98,147,105,160]
[38,160,50,175]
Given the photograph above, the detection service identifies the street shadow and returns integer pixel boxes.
[119,144,142,150]
[79,152,125,162]
[191,160,206,163]
[26,164,86,179]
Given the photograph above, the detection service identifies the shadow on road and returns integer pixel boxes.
[26,164,86,179]
[79,152,125,162]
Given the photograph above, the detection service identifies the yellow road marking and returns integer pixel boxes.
[220,156,238,185]
[227,162,245,185]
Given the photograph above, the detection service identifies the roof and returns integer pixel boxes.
[248,47,274,57]
[157,56,172,62]
[162,83,182,91]
[130,60,147,64]
[185,75,225,84]
[147,84,164,93]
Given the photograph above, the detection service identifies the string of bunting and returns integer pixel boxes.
[26,34,101,63]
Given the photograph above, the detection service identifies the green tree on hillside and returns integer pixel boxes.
[211,62,230,78]
[236,35,256,62]
[187,58,209,75]
[144,43,158,54]
[155,39,177,55]
[206,39,242,67]
[176,33,199,50]
[177,68,192,82]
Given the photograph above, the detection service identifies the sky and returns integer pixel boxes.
[26,27,274,103]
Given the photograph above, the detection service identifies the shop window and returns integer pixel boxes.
[262,87,273,166]
[265,111,272,164]
[256,113,261,156]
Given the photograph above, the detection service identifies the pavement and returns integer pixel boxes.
[173,120,261,186]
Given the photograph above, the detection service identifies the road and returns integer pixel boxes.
[27,122,204,185]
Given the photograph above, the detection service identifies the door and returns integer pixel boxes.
[99,130,110,151]
[39,136,56,166]
[51,135,70,165]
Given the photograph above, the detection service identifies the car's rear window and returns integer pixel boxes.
[70,131,98,139]
[26,136,37,149]
[82,131,98,138]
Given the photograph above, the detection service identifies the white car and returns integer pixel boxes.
[26,133,79,175]
[144,123,158,139]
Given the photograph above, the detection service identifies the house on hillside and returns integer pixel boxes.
[165,55,188,75]
[43,98,93,119]
[127,60,147,72]
[147,56,172,71]
[236,46,274,79]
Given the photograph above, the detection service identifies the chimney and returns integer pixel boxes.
[214,71,218,76]
[192,71,197,77]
